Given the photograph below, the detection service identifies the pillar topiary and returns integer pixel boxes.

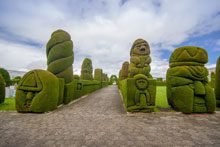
[46,29,74,84]
[215,56,220,107]
[15,69,59,113]
[166,46,215,113]
[0,74,6,103]
[81,58,93,80]
[0,68,11,87]
[128,39,152,78]
[121,61,129,80]
[94,68,102,81]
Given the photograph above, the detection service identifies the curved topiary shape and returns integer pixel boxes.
[80,58,93,80]
[94,68,103,81]
[0,74,6,103]
[15,69,59,113]
[128,39,152,78]
[46,29,74,84]
[0,68,11,87]
[110,75,118,84]
[166,46,215,113]
[121,61,129,80]
[215,56,220,107]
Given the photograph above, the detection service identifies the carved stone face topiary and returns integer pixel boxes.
[46,29,74,84]
[128,39,152,78]
[166,46,216,113]
[81,58,93,80]
[15,69,59,113]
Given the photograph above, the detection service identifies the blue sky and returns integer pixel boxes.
[0,0,220,78]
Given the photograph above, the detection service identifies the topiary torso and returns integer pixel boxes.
[46,29,74,84]
[166,46,215,113]
[81,58,93,80]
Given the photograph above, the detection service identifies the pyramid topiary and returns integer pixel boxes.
[166,46,215,113]
[46,29,74,84]
[0,68,11,87]
[15,69,59,113]
[215,56,220,107]
[0,74,6,103]
[80,58,93,80]
[94,68,102,81]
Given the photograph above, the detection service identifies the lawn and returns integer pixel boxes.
[0,97,16,111]
[155,86,170,109]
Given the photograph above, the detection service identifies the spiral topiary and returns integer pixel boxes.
[166,46,215,113]
[94,68,102,81]
[0,67,11,87]
[46,29,74,84]
[215,56,220,107]
[0,74,6,103]
[81,58,93,80]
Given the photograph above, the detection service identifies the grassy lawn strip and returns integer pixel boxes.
[0,97,16,110]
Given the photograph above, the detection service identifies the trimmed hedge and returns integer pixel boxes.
[73,74,80,80]
[166,46,215,113]
[216,56,220,107]
[0,68,11,87]
[94,68,102,81]
[46,29,74,84]
[110,75,118,85]
[0,74,5,103]
[209,72,215,88]
[81,58,93,80]
[15,69,59,113]
[121,61,129,80]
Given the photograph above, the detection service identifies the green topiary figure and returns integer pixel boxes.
[166,46,216,113]
[80,58,93,80]
[94,68,102,81]
[15,69,59,113]
[46,29,74,84]
[0,68,11,87]
[0,74,6,103]
[121,61,129,80]
[215,56,220,107]
[209,72,215,88]
[128,39,152,78]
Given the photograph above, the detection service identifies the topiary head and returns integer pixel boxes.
[134,74,149,90]
[130,39,150,56]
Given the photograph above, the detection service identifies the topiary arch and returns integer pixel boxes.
[110,75,118,85]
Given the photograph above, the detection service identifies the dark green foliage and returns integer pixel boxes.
[156,78,166,86]
[0,68,11,87]
[121,61,129,80]
[94,68,102,81]
[102,73,108,81]
[11,76,22,85]
[0,74,6,103]
[63,81,75,104]
[216,56,220,107]
[209,72,215,88]
[81,58,93,80]
[57,78,64,105]
[15,70,59,113]
[110,75,118,85]
[46,29,74,84]
[128,39,152,78]
[166,46,215,113]
[119,69,122,80]
[73,74,80,80]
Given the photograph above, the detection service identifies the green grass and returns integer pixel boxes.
[155,86,170,108]
[0,97,16,110]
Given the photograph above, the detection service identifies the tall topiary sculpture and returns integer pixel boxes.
[15,69,59,112]
[128,39,152,78]
[215,56,220,107]
[46,29,74,84]
[94,68,102,81]
[166,46,215,113]
[0,74,6,103]
[81,58,93,80]
[121,61,129,80]
[0,68,11,87]
[209,72,215,88]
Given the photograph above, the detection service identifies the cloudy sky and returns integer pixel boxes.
[0,0,220,78]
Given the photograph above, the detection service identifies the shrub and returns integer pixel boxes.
[110,75,118,85]
[11,76,22,85]
[209,72,215,88]
[121,61,129,80]
[166,46,215,113]
[215,56,220,107]
[15,69,59,113]
[80,58,93,80]
[0,74,6,103]
[46,29,74,84]
[0,68,11,87]
[94,68,102,81]
[73,74,80,80]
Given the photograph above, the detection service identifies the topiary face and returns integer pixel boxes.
[134,74,148,90]
[130,39,150,56]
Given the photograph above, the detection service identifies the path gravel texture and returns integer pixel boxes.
[0,85,220,147]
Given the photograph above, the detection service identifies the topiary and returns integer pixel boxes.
[0,68,11,87]
[128,39,152,78]
[110,75,118,85]
[15,69,59,113]
[80,58,93,80]
[73,74,80,80]
[94,68,102,81]
[166,46,215,113]
[215,56,220,107]
[46,29,74,84]
[0,74,6,103]
[11,76,22,85]
[121,61,129,80]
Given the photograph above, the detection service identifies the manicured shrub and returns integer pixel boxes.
[0,68,11,87]
[128,39,152,78]
[0,74,6,103]
[119,69,122,80]
[166,46,215,113]
[73,74,80,80]
[80,58,93,80]
[216,56,220,107]
[94,68,102,81]
[121,61,129,80]
[209,72,215,88]
[102,73,108,82]
[46,29,74,84]
[11,76,22,85]
[15,69,59,113]
[110,75,118,85]
[57,78,64,106]
[63,81,75,104]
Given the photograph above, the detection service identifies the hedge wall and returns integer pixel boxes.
[0,74,5,103]
[216,56,220,107]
